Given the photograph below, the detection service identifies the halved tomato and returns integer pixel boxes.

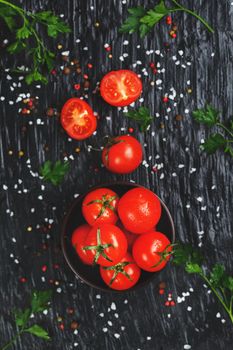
[61,98,97,140]
[100,70,142,107]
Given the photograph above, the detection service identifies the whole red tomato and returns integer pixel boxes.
[102,135,143,174]
[71,224,93,265]
[100,70,142,107]
[132,231,172,272]
[82,188,119,226]
[118,187,161,234]
[61,98,97,140]
[100,253,141,290]
[83,224,128,266]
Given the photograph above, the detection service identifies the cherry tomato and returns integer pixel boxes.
[102,135,143,174]
[100,253,141,290]
[82,188,119,226]
[118,187,161,234]
[61,98,97,140]
[83,224,128,267]
[100,70,142,107]
[132,231,172,272]
[71,224,93,265]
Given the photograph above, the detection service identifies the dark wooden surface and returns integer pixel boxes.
[0,0,233,349]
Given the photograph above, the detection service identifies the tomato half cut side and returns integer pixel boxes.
[61,98,97,140]
[100,70,142,107]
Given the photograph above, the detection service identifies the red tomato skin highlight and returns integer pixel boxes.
[61,98,97,140]
[71,224,93,265]
[100,70,142,107]
[82,188,119,226]
[118,187,162,234]
[132,231,172,272]
[102,135,143,174]
[100,253,141,290]
[84,224,128,267]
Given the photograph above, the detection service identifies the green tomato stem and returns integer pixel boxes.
[1,330,24,350]
[170,0,214,33]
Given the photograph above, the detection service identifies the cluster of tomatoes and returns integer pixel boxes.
[72,186,172,290]
[61,70,143,174]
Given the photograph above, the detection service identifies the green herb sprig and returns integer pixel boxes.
[124,106,153,131]
[192,105,233,157]
[173,244,233,324]
[0,0,71,84]
[40,160,70,186]
[119,0,214,38]
[1,290,52,350]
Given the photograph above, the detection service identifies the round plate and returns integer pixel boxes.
[61,182,175,292]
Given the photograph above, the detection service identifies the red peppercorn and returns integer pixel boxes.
[128,127,134,133]
[51,69,56,75]
[153,68,157,74]
[106,46,111,52]
[159,289,165,295]
[165,301,170,306]
[19,277,27,283]
[74,84,80,90]
[149,62,155,68]
[42,265,47,272]
[53,264,60,269]
[83,74,89,80]
[87,63,93,69]
[166,16,172,25]
[28,100,33,108]
[163,97,169,103]
[59,323,65,331]
[170,301,176,306]
[22,108,28,115]
[172,33,177,39]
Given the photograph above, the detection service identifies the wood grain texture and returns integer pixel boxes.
[0,0,233,349]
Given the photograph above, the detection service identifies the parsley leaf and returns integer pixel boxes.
[25,70,48,85]
[15,308,31,328]
[7,41,27,54]
[16,25,32,40]
[31,290,52,314]
[140,1,169,28]
[40,160,70,186]
[26,325,51,340]
[193,105,219,126]
[202,133,226,154]
[119,6,146,35]
[209,264,225,287]
[0,4,17,31]
[124,106,153,131]
[185,262,203,274]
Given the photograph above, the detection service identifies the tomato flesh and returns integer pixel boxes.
[100,70,142,107]
[132,231,172,272]
[61,98,97,140]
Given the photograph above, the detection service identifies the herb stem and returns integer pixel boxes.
[171,0,214,33]
[200,273,233,323]
[216,123,233,138]
[1,330,24,350]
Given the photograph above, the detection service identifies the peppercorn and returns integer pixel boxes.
[159,282,166,289]
[70,321,79,330]
[76,67,82,74]
[46,107,54,117]
[63,67,71,75]
[175,114,183,121]
[83,80,90,89]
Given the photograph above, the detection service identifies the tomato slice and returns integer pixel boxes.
[61,98,97,140]
[100,70,142,107]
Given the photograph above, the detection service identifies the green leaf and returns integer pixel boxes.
[15,308,31,328]
[44,50,55,71]
[224,145,233,157]
[119,6,147,34]
[0,4,17,31]
[140,1,169,28]
[173,244,203,266]
[26,325,50,340]
[185,262,202,274]
[124,106,153,131]
[7,41,26,54]
[31,290,52,314]
[210,264,225,287]
[202,133,226,154]
[16,26,32,39]
[40,160,70,186]
[25,70,48,85]
[223,276,233,292]
[193,105,219,126]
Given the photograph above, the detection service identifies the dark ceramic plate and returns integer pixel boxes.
[61,182,175,292]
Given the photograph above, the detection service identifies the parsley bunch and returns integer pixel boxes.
[40,160,70,186]
[124,106,153,131]
[173,244,233,324]
[193,105,233,157]
[0,0,71,84]
[1,290,52,350]
[119,0,214,38]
